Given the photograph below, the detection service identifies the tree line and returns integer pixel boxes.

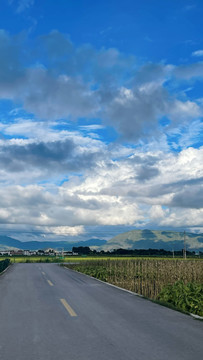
[72,246,200,256]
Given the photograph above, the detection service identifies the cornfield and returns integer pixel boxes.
[66,259,203,300]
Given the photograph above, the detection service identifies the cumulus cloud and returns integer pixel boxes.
[167,99,201,121]
[174,62,203,79]
[0,145,202,236]
[134,63,173,85]
[0,30,202,142]
[0,68,98,120]
[0,30,23,83]
[102,85,168,141]
[170,185,203,209]
[0,138,74,172]
[149,205,165,220]
[159,208,203,229]
[0,29,202,237]
[0,125,107,184]
[136,165,160,181]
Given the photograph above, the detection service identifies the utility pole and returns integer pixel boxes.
[183,231,187,259]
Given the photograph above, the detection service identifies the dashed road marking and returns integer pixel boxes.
[47,280,54,286]
[60,298,77,317]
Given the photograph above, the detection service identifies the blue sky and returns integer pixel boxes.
[0,0,202,244]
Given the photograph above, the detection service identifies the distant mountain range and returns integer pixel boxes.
[0,229,202,252]
[0,236,107,251]
[97,229,203,251]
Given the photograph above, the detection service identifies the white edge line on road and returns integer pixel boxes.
[190,313,203,320]
[62,265,203,320]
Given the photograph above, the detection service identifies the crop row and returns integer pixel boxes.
[65,259,203,315]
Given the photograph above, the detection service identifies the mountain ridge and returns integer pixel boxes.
[0,229,203,252]
[0,236,106,251]
[97,229,203,251]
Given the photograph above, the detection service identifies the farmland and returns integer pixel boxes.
[0,254,202,263]
[65,258,203,316]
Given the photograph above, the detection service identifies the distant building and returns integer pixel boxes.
[0,250,11,256]
[10,250,24,256]
[23,250,30,256]
[44,248,56,256]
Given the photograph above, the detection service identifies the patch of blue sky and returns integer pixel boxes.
[0,99,19,122]
[51,118,99,133]
[52,116,119,144]
[170,78,203,101]
[57,176,70,186]
[159,116,171,127]
[83,125,119,144]
[184,81,203,101]
[55,174,84,188]
[51,121,75,132]
[0,99,34,122]
[2,0,202,64]
[37,176,70,187]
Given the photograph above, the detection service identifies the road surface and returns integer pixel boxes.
[0,263,202,360]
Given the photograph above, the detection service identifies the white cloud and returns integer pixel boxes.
[8,0,34,13]
[102,84,167,141]
[167,100,201,121]
[0,118,109,185]
[192,50,203,57]
[159,208,203,229]
[42,226,85,236]
[0,144,202,236]
[0,30,202,142]
[174,62,203,79]
[0,30,202,238]
[0,68,98,120]
[149,205,165,220]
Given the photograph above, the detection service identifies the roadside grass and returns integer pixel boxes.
[0,259,10,273]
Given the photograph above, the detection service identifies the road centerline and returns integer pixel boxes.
[47,279,54,286]
[60,298,77,317]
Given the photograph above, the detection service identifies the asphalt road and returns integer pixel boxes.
[0,263,202,360]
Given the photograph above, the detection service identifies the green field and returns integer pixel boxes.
[0,255,202,263]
